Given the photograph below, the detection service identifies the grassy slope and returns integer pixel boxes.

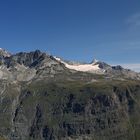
[0,79,140,140]
[24,79,140,139]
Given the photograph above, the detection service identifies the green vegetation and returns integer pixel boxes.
[0,137,6,140]
[0,79,140,139]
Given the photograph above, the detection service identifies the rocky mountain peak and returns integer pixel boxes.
[0,48,139,82]
[0,48,11,57]
[90,58,98,64]
[9,49,47,67]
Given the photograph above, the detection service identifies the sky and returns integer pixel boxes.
[0,0,140,71]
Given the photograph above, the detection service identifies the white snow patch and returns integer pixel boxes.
[54,57,61,62]
[65,63,100,72]
[54,56,100,72]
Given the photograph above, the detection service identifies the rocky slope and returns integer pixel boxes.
[0,49,140,140]
[0,79,140,140]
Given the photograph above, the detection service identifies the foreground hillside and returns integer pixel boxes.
[0,79,140,140]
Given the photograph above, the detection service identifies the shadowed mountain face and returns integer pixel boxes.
[0,49,140,140]
[0,80,140,140]
[4,50,47,68]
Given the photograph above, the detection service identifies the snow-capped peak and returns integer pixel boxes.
[54,57,61,62]
[54,56,101,73]
[91,59,98,64]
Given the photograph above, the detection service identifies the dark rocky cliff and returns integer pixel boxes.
[0,79,140,140]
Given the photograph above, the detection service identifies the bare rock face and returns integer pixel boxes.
[0,48,11,58]
[0,50,69,82]
[0,80,140,140]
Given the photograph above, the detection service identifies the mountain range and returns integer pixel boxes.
[0,48,139,82]
[0,48,140,140]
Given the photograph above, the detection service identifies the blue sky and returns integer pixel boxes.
[0,0,140,71]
